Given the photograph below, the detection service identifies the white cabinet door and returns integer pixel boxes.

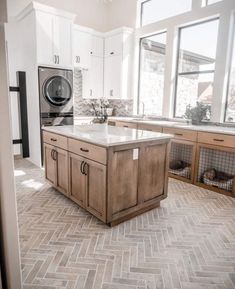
[54,15,73,68]
[104,55,122,99]
[82,56,103,99]
[36,11,54,65]
[73,29,92,69]
[105,33,123,58]
[91,35,104,57]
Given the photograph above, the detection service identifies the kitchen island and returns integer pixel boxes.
[43,124,172,226]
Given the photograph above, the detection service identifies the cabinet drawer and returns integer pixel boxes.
[43,131,68,150]
[138,123,162,133]
[115,121,137,129]
[198,132,235,148]
[163,127,197,142]
[68,139,107,165]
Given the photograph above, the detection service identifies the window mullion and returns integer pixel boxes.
[211,10,234,122]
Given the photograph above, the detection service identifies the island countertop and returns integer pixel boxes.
[43,124,172,147]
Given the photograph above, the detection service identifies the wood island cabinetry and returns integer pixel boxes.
[43,126,171,226]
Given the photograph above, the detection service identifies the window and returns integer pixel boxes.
[202,0,223,7]
[141,0,192,27]
[225,23,235,123]
[174,19,219,118]
[138,32,166,116]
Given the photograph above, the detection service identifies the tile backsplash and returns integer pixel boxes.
[73,69,133,117]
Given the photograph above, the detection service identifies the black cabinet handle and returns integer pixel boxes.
[213,138,224,142]
[50,138,57,142]
[84,162,88,176]
[80,161,85,174]
[53,150,57,161]
[110,52,114,55]
[80,148,89,153]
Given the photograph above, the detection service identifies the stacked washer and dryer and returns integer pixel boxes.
[38,67,74,127]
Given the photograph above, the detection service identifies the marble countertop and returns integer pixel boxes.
[43,124,172,147]
[108,117,235,136]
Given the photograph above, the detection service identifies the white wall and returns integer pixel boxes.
[107,0,137,30]
[7,0,109,31]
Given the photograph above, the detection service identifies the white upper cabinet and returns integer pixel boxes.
[83,56,104,99]
[105,33,123,57]
[91,34,104,57]
[34,3,75,68]
[73,26,92,69]
[104,28,133,99]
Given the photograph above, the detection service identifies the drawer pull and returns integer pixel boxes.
[175,133,183,136]
[123,125,129,128]
[213,139,224,142]
[50,138,57,142]
[80,148,89,153]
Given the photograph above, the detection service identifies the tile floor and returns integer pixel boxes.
[14,159,235,289]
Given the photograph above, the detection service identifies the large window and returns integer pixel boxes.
[141,0,192,27]
[225,23,235,123]
[138,32,166,116]
[174,19,219,118]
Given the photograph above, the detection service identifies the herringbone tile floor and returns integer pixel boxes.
[14,159,235,289]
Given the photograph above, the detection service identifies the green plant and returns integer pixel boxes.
[184,102,211,125]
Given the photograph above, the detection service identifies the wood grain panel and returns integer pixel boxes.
[138,144,167,203]
[68,138,107,165]
[198,132,235,148]
[138,123,162,133]
[109,149,138,215]
[43,131,68,150]
[163,127,197,142]
[56,148,68,196]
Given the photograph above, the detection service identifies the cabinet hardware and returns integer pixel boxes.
[110,89,113,97]
[50,138,57,142]
[80,161,85,174]
[123,125,128,128]
[77,56,80,63]
[84,162,88,176]
[213,139,224,142]
[175,133,183,136]
[54,55,57,64]
[90,89,93,97]
[90,51,93,55]
[110,52,114,55]
[57,55,60,64]
[51,150,54,160]
[80,148,89,153]
[53,150,57,161]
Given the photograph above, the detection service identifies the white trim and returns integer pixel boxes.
[16,1,76,21]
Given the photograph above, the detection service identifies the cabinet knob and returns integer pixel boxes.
[110,52,114,55]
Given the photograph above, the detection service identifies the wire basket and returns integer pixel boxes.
[169,142,193,180]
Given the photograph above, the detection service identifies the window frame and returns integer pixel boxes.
[137,31,167,115]
[173,17,220,118]
[224,17,235,123]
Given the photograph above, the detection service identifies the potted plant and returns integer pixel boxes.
[184,102,211,125]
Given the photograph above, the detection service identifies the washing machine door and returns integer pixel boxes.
[43,76,72,107]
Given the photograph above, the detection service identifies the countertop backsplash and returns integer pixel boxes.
[73,69,133,117]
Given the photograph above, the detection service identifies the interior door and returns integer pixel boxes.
[44,143,56,186]
[85,159,106,222]
[56,148,68,196]
[69,153,87,208]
